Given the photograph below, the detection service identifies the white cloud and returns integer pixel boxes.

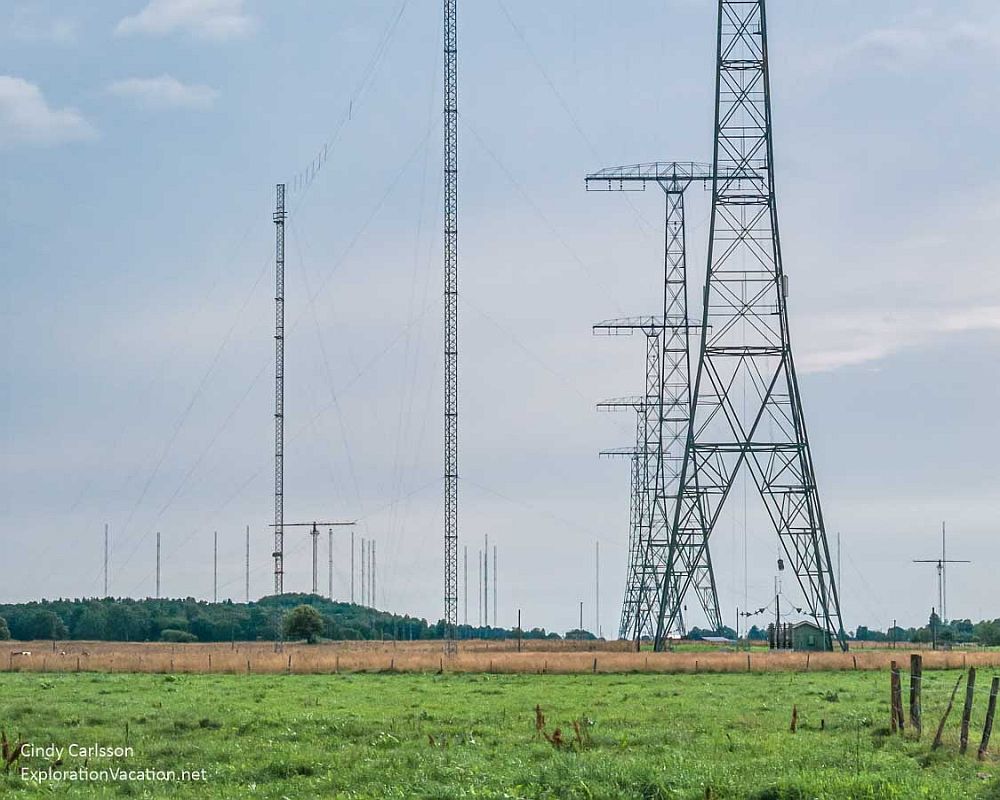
[107,75,218,110]
[797,306,1000,373]
[846,15,1000,64]
[0,76,95,147]
[115,0,255,41]
[9,8,78,44]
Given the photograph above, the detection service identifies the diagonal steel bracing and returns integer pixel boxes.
[590,163,720,645]
[654,0,846,651]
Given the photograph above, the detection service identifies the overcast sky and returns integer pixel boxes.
[2,0,998,636]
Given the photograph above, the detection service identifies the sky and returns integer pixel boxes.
[2,0,999,636]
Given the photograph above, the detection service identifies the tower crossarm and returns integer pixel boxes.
[593,316,698,335]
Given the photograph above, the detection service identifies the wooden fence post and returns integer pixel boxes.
[891,661,905,732]
[960,667,976,755]
[932,673,964,749]
[978,676,1000,761]
[909,654,922,737]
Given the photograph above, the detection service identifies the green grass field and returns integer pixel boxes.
[0,671,997,799]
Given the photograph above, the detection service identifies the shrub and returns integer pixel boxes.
[283,605,325,644]
[160,629,198,643]
[0,616,9,641]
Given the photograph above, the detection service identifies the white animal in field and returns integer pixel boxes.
[10,651,31,657]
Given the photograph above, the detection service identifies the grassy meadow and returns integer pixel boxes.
[0,670,998,799]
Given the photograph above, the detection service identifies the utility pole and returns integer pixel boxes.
[914,523,971,625]
[104,523,109,597]
[442,0,460,651]
[579,601,584,632]
[156,531,161,599]
[213,531,218,603]
[272,183,286,595]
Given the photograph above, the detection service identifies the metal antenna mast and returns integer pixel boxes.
[272,183,287,595]
[914,522,970,624]
[213,530,218,603]
[443,0,460,650]
[104,522,109,597]
[269,521,355,595]
[656,0,845,651]
[589,164,718,646]
[156,531,161,599]
[328,528,334,600]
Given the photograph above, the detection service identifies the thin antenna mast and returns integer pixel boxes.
[245,525,250,602]
[104,523,109,597]
[328,528,333,600]
[272,184,286,595]
[156,531,161,599]
[913,522,971,624]
[213,530,218,603]
[442,0,460,651]
[595,540,600,637]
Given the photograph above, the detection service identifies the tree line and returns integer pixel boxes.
[0,594,562,643]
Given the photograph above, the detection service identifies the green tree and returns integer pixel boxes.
[27,610,68,640]
[73,608,107,640]
[0,616,9,640]
[283,605,325,643]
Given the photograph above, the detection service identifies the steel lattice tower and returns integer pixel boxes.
[272,184,286,595]
[443,0,459,646]
[655,0,846,651]
[590,164,720,645]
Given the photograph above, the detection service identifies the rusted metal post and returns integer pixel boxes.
[978,676,999,761]
[960,667,977,754]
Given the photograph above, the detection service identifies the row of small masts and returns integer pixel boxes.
[102,523,384,607]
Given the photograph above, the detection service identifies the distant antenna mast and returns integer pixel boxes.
[351,529,355,603]
[442,0,460,651]
[156,531,161,599]
[213,531,218,603]
[104,522,109,597]
[270,521,354,595]
[913,522,971,624]
[328,528,334,600]
[272,183,287,595]
[245,525,250,602]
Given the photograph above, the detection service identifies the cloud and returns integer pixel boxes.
[107,75,218,110]
[797,306,1000,373]
[115,0,255,41]
[0,76,95,147]
[846,15,1000,65]
[9,8,78,44]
